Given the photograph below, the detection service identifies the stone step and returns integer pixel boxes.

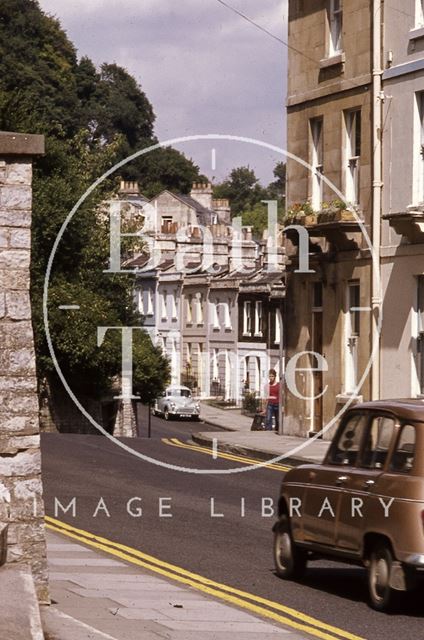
[0,564,44,639]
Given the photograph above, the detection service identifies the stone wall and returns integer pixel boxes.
[0,132,48,602]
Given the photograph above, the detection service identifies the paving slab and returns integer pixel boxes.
[44,529,310,640]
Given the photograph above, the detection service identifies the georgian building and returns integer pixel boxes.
[285,0,375,437]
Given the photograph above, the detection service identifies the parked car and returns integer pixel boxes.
[152,386,200,421]
[273,399,424,611]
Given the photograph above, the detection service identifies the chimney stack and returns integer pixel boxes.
[190,182,213,210]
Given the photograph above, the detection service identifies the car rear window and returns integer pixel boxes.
[328,414,368,466]
[360,416,396,469]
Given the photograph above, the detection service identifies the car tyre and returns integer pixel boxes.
[368,543,396,612]
[273,514,307,579]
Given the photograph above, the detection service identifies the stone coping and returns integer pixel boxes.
[0,131,45,156]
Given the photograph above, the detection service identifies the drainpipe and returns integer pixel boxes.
[371,0,383,400]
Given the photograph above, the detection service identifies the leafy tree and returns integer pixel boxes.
[213,163,286,237]
[0,0,194,409]
[213,166,267,215]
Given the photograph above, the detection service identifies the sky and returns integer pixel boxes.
[38,0,288,184]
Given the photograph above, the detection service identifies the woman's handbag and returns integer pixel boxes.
[251,412,265,431]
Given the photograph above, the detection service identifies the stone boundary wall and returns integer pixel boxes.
[0,132,48,602]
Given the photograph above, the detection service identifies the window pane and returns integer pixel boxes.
[361,416,396,469]
[390,425,416,474]
[329,414,368,465]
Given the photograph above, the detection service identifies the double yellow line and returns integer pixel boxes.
[46,516,364,640]
[161,437,292,472]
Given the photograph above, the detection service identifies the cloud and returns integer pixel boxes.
[38,0,288,182]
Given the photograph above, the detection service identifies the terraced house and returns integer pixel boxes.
[285,0,424,438]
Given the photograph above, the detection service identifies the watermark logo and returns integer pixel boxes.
[43,134,382,474]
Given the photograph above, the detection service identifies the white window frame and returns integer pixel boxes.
[344,281,360,394]
[196,294,204,325]
[328,0,343,56]
[210,301,220,329]
[414,92,424,205]
[345,110,361,205]
[275,308,282,344]
[171,292,178,319]
[160,291,168,321]
[310,117,324,211]
[416,0,424,27]
[137,288,144,314]
[212,348,219,380]
[224,300,232,329]
[243,301,252,335]
[254,301,263,337]
[146,288,154,316]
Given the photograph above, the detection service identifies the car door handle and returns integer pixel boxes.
[335,475,348,486]
[363,479,375,490]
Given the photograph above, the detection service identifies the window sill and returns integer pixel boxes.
[409,26,424,41]
[242,332,252,337]
[319,52,345,69]
[254,333,263,338]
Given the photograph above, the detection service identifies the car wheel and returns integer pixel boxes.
[273,514,307,579]
[164,408,171,421]
[368,543,396,611]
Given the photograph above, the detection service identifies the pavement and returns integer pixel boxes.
[197,402,330,465]
[42,529,308,640]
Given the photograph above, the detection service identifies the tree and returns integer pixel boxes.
[213,166,267,215]
[0,0,193,409]
[267,161,286,204]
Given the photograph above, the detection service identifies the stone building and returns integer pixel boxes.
[0,132,48,602]
[380,1,424,399]
[285,0,377,437]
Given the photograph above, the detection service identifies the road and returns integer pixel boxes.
[40,412,424,640]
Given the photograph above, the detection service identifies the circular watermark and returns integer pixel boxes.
[43,134,382,474]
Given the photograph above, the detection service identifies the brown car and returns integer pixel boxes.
[273,399,424,611]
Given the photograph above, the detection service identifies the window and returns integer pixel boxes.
[137,288,144,314]
[415,276,424,394]
[187,295,193,323]
[171,292,178,319]
[254,301,263,336]
[196,294,204,325]
[390,425,416,474]
[310,118,324,211]
[361,416,396,469]
[243,301,252,335]
[344,281,360,393]
[415,92,424,204]
[161,216,173,233]
[345,110,361,205]
[328,413,368,466]
[224,300,232,329]
[211,301,220,329]
[328,0,343,55]
[146,289,154,315]
[212,348,219,380]
[416,0,424,27]
[274,308,282,344]
[160,291,167,320]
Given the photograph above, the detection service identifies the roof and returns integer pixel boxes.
[351,399,424,422]
[151,191,215,226]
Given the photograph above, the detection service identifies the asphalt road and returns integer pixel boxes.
[40,413,424,640]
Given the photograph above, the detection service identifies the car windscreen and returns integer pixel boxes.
[169,389,191,397]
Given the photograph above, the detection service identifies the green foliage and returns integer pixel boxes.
[213,163,286,237]
[0,0,199,402]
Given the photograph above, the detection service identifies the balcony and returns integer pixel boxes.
[285,203,363,252]
[384,207,424,244]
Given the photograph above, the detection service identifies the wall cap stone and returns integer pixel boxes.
[0,132,45,157]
